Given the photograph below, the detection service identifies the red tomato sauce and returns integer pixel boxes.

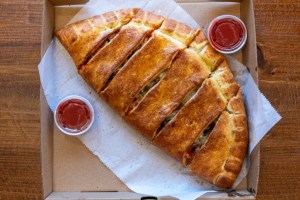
[56,99,92,132]
[209,17,246,52]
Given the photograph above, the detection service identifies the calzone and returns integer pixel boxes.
[55,8,248,189]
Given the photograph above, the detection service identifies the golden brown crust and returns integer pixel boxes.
[79,22,156,93]
[57,9,248,189]
[227,88,246,115]
[132,10,165,28]
[199,45,224,72]
[55,8,139,67]
[152,78,227,162]
[210,60,240,101]
[189,29,208,52]
[189,88,248,189]
[117,8,141,25]
[126,49,210,139]
[159,19,197,45]
[189,111,232,187]
[101,31,185,116]
[78,10,165,93]
[188,29,224,72]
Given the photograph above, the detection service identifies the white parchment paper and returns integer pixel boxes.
[38,0,281,199]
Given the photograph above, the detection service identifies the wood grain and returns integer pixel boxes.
[0,0,43,200]
[0,0,299,200]
[254,0,300,199]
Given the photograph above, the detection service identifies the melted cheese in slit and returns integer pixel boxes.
[55,8,139,67]
[155,86,199,136]
[128,70,167,113]
[81,31,119,68]
[123,24,203,138]
[152,78,227,163]
[189,89,248,189]
[79,21,160,93]
[101,31,185,116]
[102,35,153,91]
[126,42,223,140]
[183,116,220,165]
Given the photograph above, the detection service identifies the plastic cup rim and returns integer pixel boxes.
[54,95,94,136]
[207,15,248,54]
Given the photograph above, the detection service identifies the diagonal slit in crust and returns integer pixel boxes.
[126,28,203,111]
[100,33,153,91]
[153,83,200,140]
[98,11,167,88]
[123,45,185,115]
[79,30,120,69]
[127,69,168,114]
[183,114,221,166]
[126,28,203,114]
[152,47,225,140]
[182,85,241,166]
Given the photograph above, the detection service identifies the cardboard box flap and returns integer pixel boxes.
[41,0,55,198]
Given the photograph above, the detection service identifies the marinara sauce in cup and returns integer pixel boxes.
[54,95,94,136]
[208,15,247,54]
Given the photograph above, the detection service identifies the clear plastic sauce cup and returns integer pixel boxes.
[208,15,247,54]
[54,95,94,136]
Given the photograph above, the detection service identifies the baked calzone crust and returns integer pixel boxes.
[56,8,139,67]
[55,8,248,189]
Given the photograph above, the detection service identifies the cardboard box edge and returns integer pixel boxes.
[40,0,259,199]
[41,0,55,198]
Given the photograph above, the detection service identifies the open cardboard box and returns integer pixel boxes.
[41,0,259,199]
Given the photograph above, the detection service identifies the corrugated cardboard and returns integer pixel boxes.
[41,0,259,199]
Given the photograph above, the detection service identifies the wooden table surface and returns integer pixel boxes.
[0,0,299,199]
